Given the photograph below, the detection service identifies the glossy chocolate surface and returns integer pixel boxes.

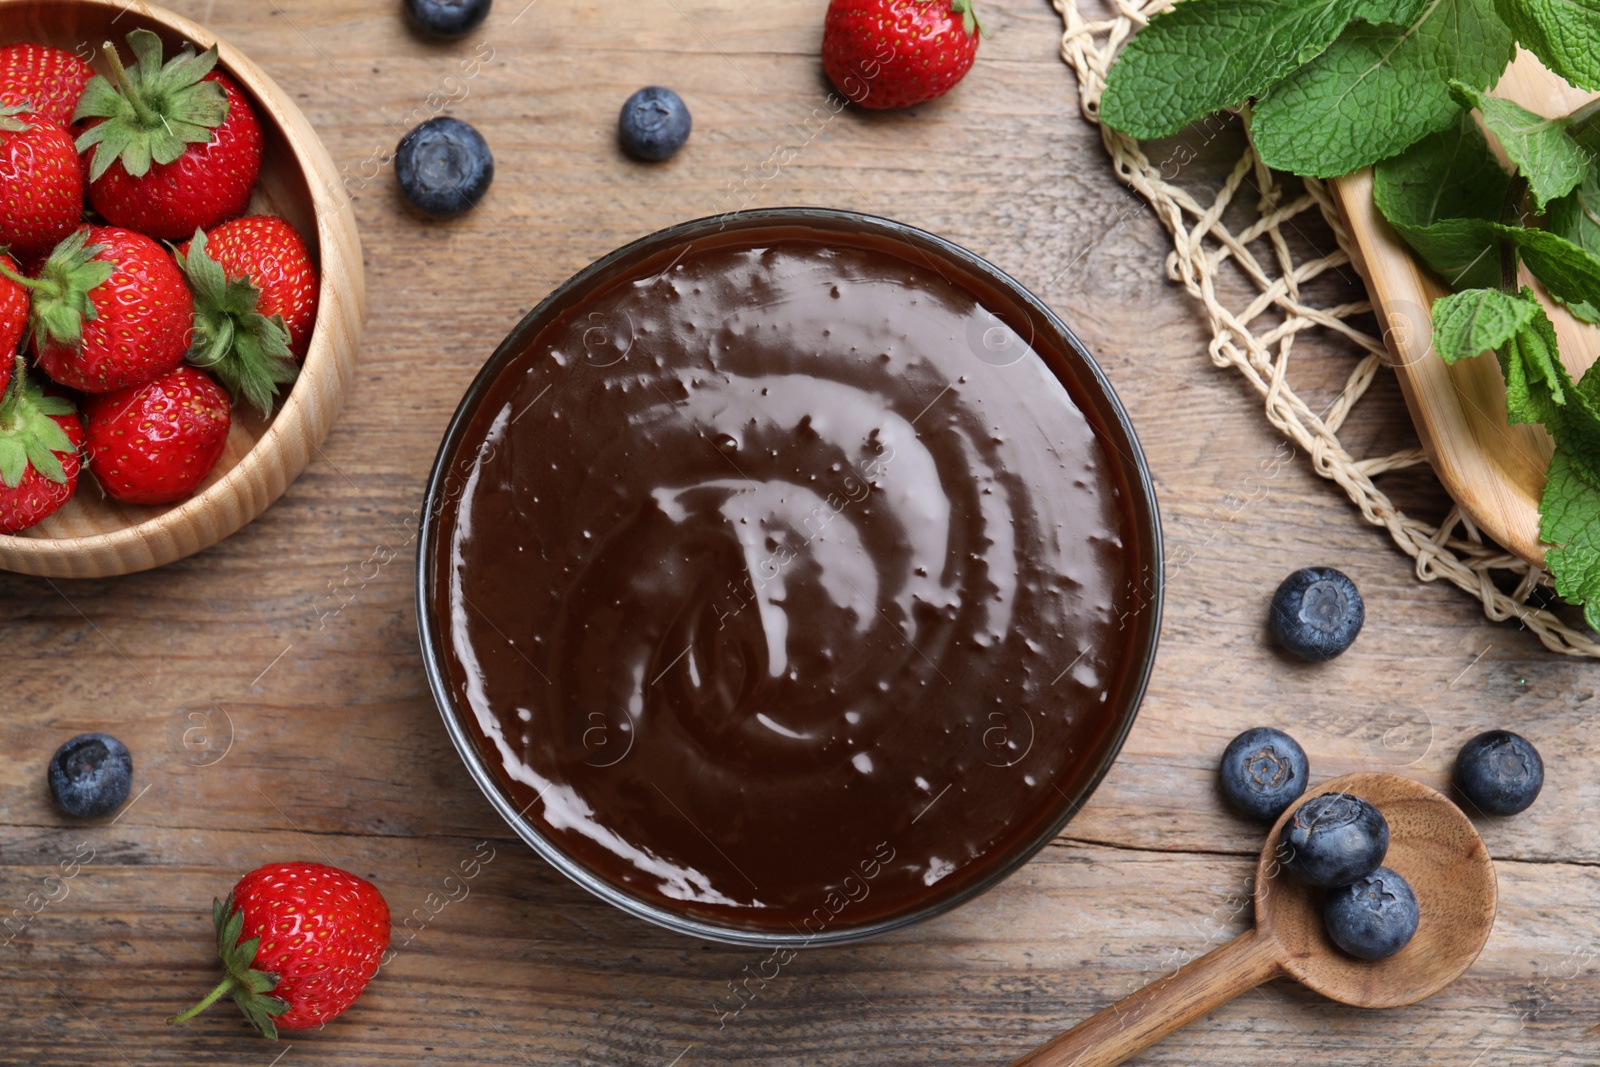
[428,216,1157,936]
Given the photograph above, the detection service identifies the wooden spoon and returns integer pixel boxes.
[1010,773,1497,1067]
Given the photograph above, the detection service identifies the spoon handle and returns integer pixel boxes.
[1007,927,1283,1067]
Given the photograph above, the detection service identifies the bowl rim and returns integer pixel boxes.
[416,206,1164,947]
[0,0,361,569]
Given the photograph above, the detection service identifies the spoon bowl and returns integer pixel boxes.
[1264,773,1497,1008]
[1010,772,1497,1067]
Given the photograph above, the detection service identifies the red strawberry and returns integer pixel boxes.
[179,216,320,359]
[0,102,85,261]
[83,365,231,505]
[75,30,263,241]
[7,227,194,394]
[0,358,83,534]
[822,0,983,110]
[168,862,390,1038]
[173,228,299,416]
[0,253,26,383]
[0,42,94,128]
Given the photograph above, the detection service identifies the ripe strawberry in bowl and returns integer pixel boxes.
[169,861,390,1038]
[74,29,263,242]
[84,365,231,506]
[175,221,313,415]
[0,358,84,535]
[0,42,94,128]
[0,253,27,389]
[7,227,193,394]
[0,101,84,261]
[180,216,320,359]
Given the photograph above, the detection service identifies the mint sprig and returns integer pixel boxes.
[1101,0,1600,627]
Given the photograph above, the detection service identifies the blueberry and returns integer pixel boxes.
[1269,566,1364,661]
[404,0,492,38]
[1219,727,1310,821]
[1278,792,1388,887]
[1455,730,1543,816]
[48,733,133,818]
[1324,866,1420,960]
[618,87,692,162]
[395,116,494,219]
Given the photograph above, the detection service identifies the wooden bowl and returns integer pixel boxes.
[0,0,363,578]
[1331,51,1599,567]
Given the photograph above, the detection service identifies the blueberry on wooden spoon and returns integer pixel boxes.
[1269,566,1364,660]
[395,116,494,218]
[1278,792,1388,887]
[48,733,133,818]
[1219,727,1309,821]
[1454,730,1543,816]
[1324,866,1419,960]
[404,0,492,38]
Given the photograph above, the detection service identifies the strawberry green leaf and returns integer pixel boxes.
[73,28,228,181]
[1448,81,1586,210]
[0,101,36,133]
[950,0,983,38]
[178,231,298,418]
[168,892,289,1041]
[0,360,79,489]
[0,230,116,350]
[1431,287,1538,363]
[1252,0,1515,178]
[1099,0,1426,140]
[1493,0,1600,92]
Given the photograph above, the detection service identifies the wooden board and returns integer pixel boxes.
[2,3,1599,1066]
[1330,51,1600,567]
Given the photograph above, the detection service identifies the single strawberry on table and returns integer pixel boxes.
[74,29,263,241]
[0,357,84,535]
[168,861,390,1038]
[821,0,983,110]
[2,226,194,394]
[0,42,95,128]
[0,101,85,261]
[175,228,300,416]
[84,365,231,506]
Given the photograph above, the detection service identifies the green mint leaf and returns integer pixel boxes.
[1500,225,1600,314]
[1448,81,1586,210]
[1547,159,1600,254]
[1373,108,1509,288]
[1100,0,1425,139]
[1540,450,1600,627]
[1373,108,1509,225]
[1431,287,1539,362]
[1494,0,1600,92]
[1495,293,1565,424]
[1253,0,1516,177]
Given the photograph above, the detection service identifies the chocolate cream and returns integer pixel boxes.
[430,220,1154,935]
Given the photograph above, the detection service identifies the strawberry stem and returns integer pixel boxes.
[101,41,159,128]
[167,975,240,1026]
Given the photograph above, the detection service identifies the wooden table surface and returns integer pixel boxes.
[3,1,1597,1065]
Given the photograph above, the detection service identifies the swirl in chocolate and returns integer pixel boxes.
[432,222,1152,934]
